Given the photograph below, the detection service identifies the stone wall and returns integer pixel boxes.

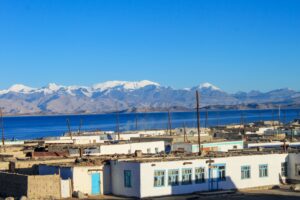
[0,172,61,199]
[27,175,61,199]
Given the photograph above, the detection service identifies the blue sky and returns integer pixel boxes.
[0,0,299,92]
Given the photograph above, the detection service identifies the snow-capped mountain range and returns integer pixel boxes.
[0,80,299,115]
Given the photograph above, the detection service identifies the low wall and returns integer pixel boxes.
[0,172,61,199]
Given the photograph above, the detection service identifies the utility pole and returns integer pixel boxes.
[66,118,72,140]
[217,111,220,127]
[135,112,138,130]
[196,91,201,156]
[0,108,5,147]
[205,109,208,129]
[272,109,275,130]
[116,108,120,140]
[183,122,187,142]
[168,110,172,136]
[278,105,281,123]
[78,119,83,134]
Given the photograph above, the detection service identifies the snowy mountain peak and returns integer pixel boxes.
[8,84,36,93]
[199,82,221,91]
[46,83,64,91]
[93,80,160,91]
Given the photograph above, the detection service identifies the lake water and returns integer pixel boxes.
[1,109,300,140]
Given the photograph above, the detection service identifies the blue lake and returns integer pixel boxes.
[1,109,300,140]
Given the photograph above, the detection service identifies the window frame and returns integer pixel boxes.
[195,167,205,184]
[154,170,166,187]
[124,170,132,188]
[241,165,251,180]
[182,168,193,185]
[259,164,268,178]
[168,169,179,186]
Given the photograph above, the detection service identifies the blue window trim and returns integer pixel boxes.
[259,164,268,178]
[124,170,132,188]
[181,168,193,185]
[154,170,166,187]
[195,166,206,184]
[212,164,226,181]
[241,165,251,180]
[167,169,180,186]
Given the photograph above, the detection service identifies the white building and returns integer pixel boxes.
[172,140,244,153]
[37,151,300,198]
[69,141,165,156]
[110,152,300,198]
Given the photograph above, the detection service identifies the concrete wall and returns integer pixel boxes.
[111,153,288,198]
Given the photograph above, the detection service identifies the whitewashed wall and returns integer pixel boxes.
[288,153,300,182]
[111,153,288,198]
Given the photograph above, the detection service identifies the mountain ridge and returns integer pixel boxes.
[0,80,299,115]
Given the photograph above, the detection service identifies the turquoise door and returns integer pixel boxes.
[91,173,101,195]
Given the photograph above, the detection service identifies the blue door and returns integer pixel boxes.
[208,167,219,191]
[91,173,101,195]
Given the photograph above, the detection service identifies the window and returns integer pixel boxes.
[295,164,300,176]
[155,147,159,153]
[218,165,226,181]
[168,169,179,186]
[124,170,132,188]
[128,149,131,154]
[154,170,165,187]
[259,164,268,178]
[182,168,192,185]
[195,167,205,183]
[281,162,288,177]
[147,148,151,153]
[241,166,251,179]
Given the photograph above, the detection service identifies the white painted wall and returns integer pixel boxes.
[172,141,244,153]
[83,141,165,156]
[288,153,300,182]
[110,160,140,197]
[111,153,288,198]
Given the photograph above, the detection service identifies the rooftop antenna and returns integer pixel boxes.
[78,119,83,134]
[168,110,172,136]
[196,90,201,156]
[66,118,72,140]
[0,108,5,147]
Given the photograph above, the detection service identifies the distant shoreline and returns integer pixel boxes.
[2,107,300,118]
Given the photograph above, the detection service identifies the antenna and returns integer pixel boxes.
[66,118,72,140]
[168,110,172,136]
[196,91,201,156]
[0,108,5,146]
